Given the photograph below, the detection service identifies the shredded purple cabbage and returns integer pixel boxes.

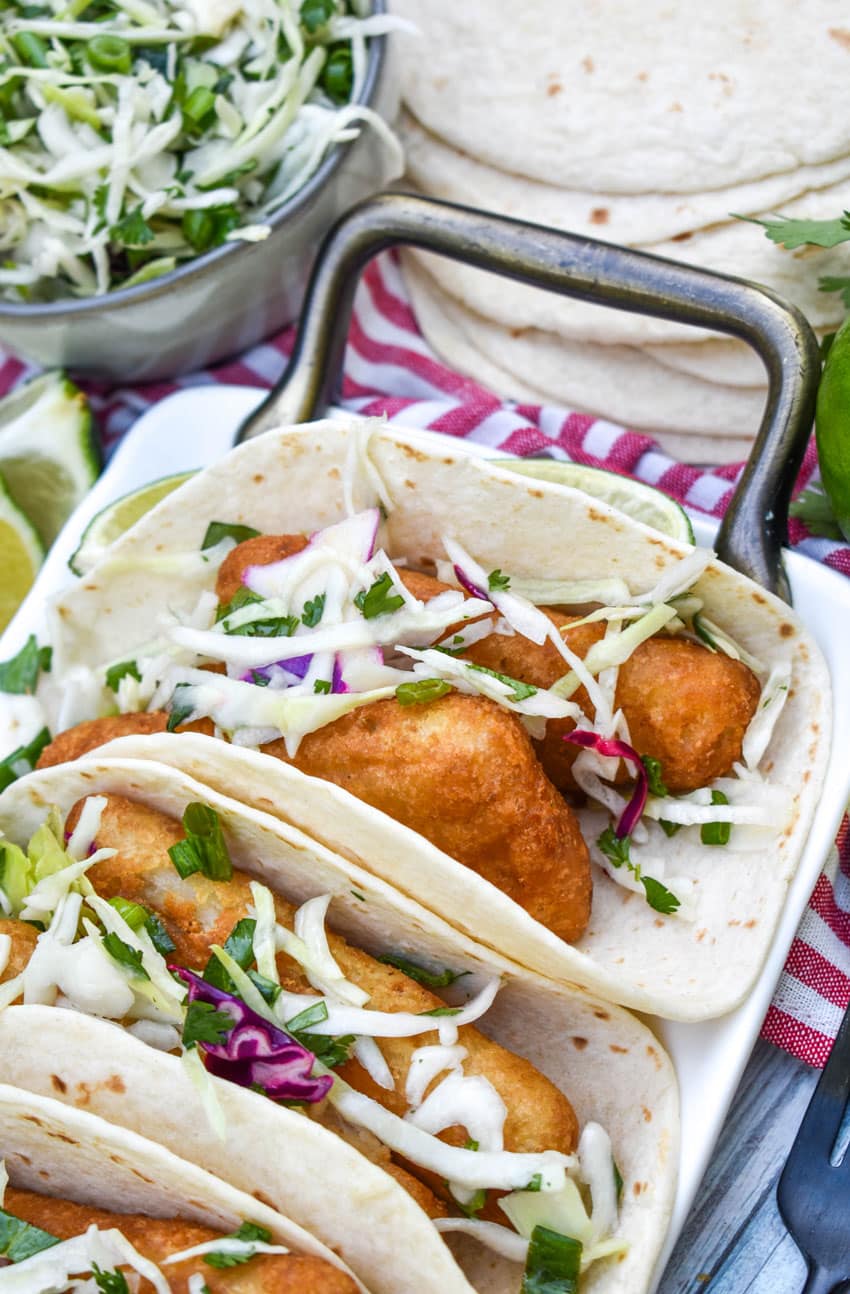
[453,563,487,601]
[172,967,333,1104]
[331,655,349,693]
[564,729,648,838]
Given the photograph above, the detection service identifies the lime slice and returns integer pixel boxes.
[501,459,694,543]
[0,371,100,548]
[0,470,44,631]
[69,471,198,576]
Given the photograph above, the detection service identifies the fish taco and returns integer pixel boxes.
[0,1082,361,1291]
[5,418,831,1018]
[0,754,677,1294]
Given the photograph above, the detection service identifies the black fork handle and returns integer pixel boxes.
[236,191,821,601]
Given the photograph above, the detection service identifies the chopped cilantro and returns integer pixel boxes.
[109,204,154,247]
[596,826,631,868]
[598,827,680,914]
[105,659,140,692]
[0,635,51,694]
[168,802,233,881]
[166,683,195,732]
[659,820,681,838]
[300,0,335,32]
[287,1027,355,1069]
[92,1266,129,1293]
[216,586,264,622]
[145,911,176,956]
[0,726,50,792]
[246,968,281,1005]
[396,678,453,706]
[102,931,149,980]
[640,876,681,916]
[354,572,405,619]
[613,1158,624,1203]
[0,1207,59,1262]
[378,953,467,988]
[202,520,260,551]
[467,662,537,703]
[203,916,256,991]
[488,568,511,591]
[524,1173,543,1192]
[302,593,326,627]
[419,1005,462,1018]
[182,999,234,1049]
[641,755,668,798]
[464,1138,479,1151]
[204,1220,273,1269]
[313,679,332,694]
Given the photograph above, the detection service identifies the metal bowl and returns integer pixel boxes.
[0,9,398,382]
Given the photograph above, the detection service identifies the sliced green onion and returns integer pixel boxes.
[286,1000,330,1032]
[182,208,216,253]
[183,84,215,127]
[168,802,233,881]
[701,790,731,846]
[322,45,353,102]
[86,34,132,74]
[11,33,49,69]
[107,896,148,930]
[396,678,453,706]
[521,1225,581,1294]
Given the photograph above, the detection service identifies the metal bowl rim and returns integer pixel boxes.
[0,3,388,321]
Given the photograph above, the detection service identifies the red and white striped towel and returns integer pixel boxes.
[2,250,846,1066]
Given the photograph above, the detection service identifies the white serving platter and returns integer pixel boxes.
[4,384,850,1289]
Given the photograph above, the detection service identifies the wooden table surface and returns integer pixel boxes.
[658,1040,817,1293]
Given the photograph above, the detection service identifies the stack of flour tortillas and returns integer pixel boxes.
[390,0,850,461]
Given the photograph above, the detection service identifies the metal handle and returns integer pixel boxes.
[237,191,821,599]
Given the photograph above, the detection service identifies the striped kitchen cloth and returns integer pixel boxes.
[0,249,845,1065]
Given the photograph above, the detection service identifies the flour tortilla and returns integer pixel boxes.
[404,258,765,454]
[40,418,831,1018]
[405,172,850,348]
[0,755,678,1294]
[401,111,850,251]
[390,1,850,194]
[0,1083,361,1283]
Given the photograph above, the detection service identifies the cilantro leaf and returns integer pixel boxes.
[101,931,149,980]
[166,682,195,732]
[302,593,326,627]
[0,726,50,792]
[182,999,234,1049]
[144,912,176,956]
[819,275,850,309]
[789,481,842,539]
[354,572,405,619]
[203,916,256,991]
[105,659,140,692]
[597,826,631,867]
[735,210,850,250]
[641,875,681,915]
[110,205,154,247]
[202,521,260,551]
[488,568,510,591]
[287,1028,354,1068]
[204,1220,273,1269]
[168,803,233,881]
[701,789,731,846]
[92,1266,129,1294]
[313,679,331,694]
[0,1208,59,1262]
[378,953,467,987]
[467,662,537,703]
[0,635,51,694]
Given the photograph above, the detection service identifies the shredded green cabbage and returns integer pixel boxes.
[0,1,402,299]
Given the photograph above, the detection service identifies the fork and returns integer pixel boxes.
[777,1002,850,1293]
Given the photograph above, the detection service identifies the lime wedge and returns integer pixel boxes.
[0,371,100,548]
[69,471,198,576]
[0,470,44,630]
[501,459,694,543]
